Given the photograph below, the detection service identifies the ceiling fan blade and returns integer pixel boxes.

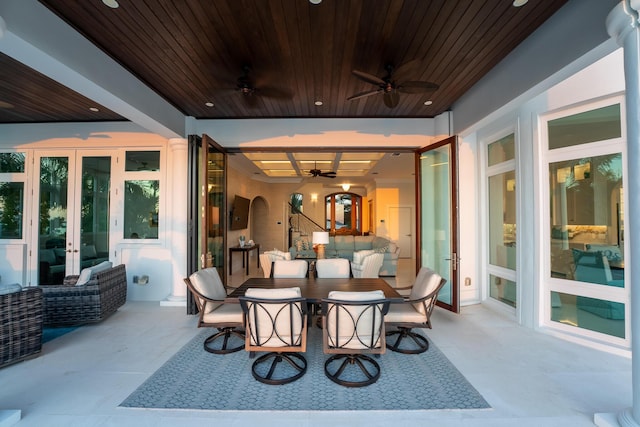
[397,81,439,94]
[347,88,383,101]
[392,59,422,82]
[320,172,336,178]
[351,70,386,86]
[383,92,400,108]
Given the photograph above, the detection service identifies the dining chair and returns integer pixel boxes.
[239,287,308,385]
[321,290,390,387]
[259,250,291,278]
[351,252,384,278]
[316,258,351,278]
[184,267,245,354]
[384,267,446,354]
[272,259,308,278]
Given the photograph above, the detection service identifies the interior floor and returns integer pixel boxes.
[0,258,631,427]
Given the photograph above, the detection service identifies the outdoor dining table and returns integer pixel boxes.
[226,276,405,304]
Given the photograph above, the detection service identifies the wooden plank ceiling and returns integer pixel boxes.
[0,0,569,123]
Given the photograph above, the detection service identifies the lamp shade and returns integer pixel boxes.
[312,231,330,245]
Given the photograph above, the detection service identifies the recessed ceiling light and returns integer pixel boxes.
[513,0,528,7]
[102,0,119,8]
[424,100,433,106]
[89,107,99,112]
[314,100,323,106]
[205,102,214,107]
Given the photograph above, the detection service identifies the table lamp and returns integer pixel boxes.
[312,231,330,259]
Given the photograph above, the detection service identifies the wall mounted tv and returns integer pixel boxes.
[230,195,250,230]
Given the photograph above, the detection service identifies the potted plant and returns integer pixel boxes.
[239,235,246,247]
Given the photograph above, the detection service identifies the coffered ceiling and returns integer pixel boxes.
[0,0,569,124]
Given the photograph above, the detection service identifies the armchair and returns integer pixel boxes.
[384,267,446,354]
[184,267,244,354]
[350,252,384,278]
[1,287,43,368]
[239,287,307,385]
[322,290,390,387]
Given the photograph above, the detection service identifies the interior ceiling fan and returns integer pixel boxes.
[347,60,439,108]
[222,65,292,107]
[308,162,336,178]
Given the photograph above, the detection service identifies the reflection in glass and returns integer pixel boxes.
[206,148,224,268]
[548,104,621,150]
[488,171,516,270]
[420,146,451,305]
[80,157,110,267]
[0,152,25,173]
[0,182,24,239]
[125,151,160,171]
[551,291,624,339]
[487,133,514,166]
[38,157,69,285]
[124,180,159,239]
[549,153,623,288]
[489,274,516,308]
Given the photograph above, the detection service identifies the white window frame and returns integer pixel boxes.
[538,94,629,349]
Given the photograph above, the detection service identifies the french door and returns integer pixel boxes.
[416,136,459,312]
[31,151,113,285]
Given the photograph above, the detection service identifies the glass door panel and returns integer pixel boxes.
[79,157,111,268]
[37,156,70,285]
[417,136,459,312]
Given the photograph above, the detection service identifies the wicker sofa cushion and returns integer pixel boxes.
[76,261,113,286]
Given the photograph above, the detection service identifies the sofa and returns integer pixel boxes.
[289,235,400,276]
[41,263,127,326]
[0,286,43,368]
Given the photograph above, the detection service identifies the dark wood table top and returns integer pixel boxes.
[226,277,404,303]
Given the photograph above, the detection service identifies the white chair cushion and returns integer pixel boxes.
[260,251,293,277]
[273,260,308,278]
[409,268,443,314]
[316,258,350,278]
[352,253,383,278]
[384,303,425,323]
[326,290,385,350]
[244,287,303,347]
[202,302,244,323]
[188,267,227,300]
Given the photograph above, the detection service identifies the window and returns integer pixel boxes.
[290,193,303,213]
[0,152,26,239]
[543,100,627,343]
[325,193,362,235]
[486,133,516,308]
[123,151,161,239]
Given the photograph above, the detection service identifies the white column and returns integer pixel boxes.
[597,2,640,426]
[161,137,188,307]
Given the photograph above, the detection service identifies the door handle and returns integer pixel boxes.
[444,253,458,271]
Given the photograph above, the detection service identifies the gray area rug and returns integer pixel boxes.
[120,328,490,411]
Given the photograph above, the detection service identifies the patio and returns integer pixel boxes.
[0,259,631,427]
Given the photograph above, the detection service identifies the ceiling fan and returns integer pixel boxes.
[222,65,292,107]
[308,162,336,178]
[347,60,439,108]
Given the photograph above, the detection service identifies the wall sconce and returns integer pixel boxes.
[310,193,318,204]
[341,183,351,192]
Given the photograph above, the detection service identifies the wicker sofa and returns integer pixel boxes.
[41,264,127,326]
[0,287,43,368]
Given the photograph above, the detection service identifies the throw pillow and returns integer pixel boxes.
[76,261,113,286]
[388,242,398,253]
[374,246,388,253]
[0,283,22,295]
